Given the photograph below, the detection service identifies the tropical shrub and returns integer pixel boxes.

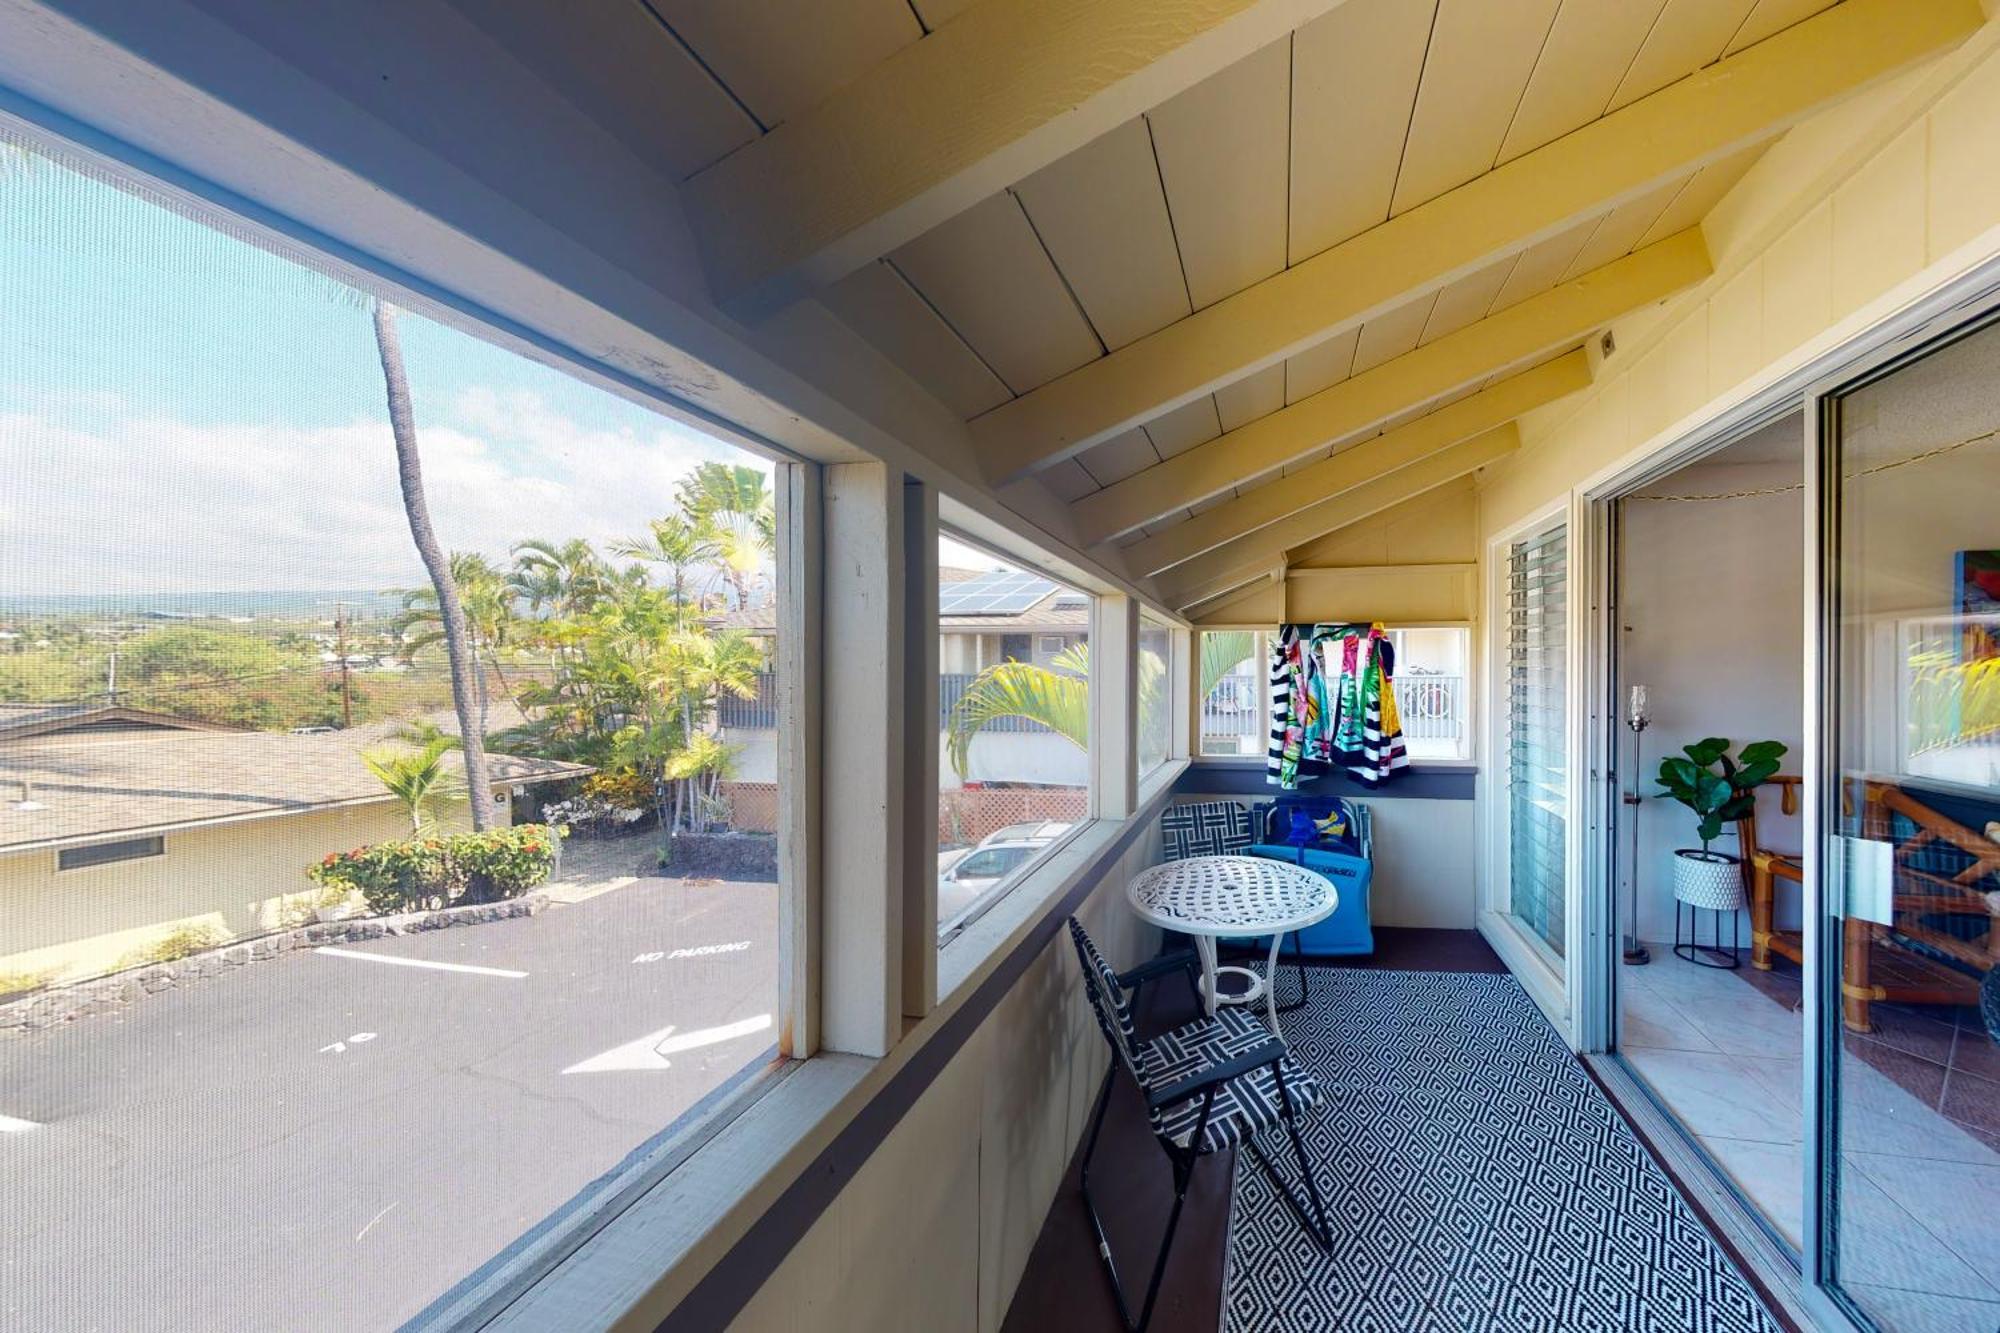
[118,922,229,970]
[308,824,564,914]
[0,967,50,1000]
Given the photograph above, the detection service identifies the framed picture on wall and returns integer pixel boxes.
[1956,548,2000,661]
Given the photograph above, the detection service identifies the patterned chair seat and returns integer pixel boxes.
[1139,1004,1323,1152]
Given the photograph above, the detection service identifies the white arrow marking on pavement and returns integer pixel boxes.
[563,1013,773,1074]
[319,1031,379,1055]
[0,1113,39,1133]
[315,947,526,978]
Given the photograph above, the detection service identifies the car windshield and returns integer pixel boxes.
[959,846,1032,878]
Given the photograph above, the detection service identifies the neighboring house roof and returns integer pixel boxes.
[0,703,246,743]
[708,566,1091,635]
[0,713,589,853]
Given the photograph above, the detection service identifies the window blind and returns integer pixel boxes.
[1506,525,1567,957]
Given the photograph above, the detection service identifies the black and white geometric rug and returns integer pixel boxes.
[1224,969,1781,1333]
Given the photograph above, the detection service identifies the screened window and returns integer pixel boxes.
[1198,630,1264,757]
[56,836,165,871]
[1385,628,1472,762]
[1137,612,1173,775]
[1505,525,1568,957]
[1198,628,1467,761]
[0,132,789,1329]
[936,533,1091,942]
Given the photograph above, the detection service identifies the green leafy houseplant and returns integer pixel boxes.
[1656,737,1788,858]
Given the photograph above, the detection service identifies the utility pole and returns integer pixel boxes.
[335,604,353,728]
[106,650,117,705]
[321,600,356,728]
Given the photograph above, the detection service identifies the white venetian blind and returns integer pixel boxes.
[1506,524,1567,957]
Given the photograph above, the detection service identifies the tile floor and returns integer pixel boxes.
[1618,947,2000,1332]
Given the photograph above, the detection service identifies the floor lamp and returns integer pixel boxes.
[1622,684,1651,966]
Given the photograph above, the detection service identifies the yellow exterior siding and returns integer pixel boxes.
[0,797,479,984]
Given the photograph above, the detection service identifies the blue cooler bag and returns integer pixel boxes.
[1243,797,1375,957]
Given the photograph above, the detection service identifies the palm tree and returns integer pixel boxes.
[372,300,497,831]
[395,552,518,736]
[611,514,721,615]
[510,538,608,619]
[676,463,775,610]
[1200,630,1258,700]
[944,642,1168,779]
[362,736,467,832]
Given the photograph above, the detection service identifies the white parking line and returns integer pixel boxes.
[563,1013,773,1074]
[0,1113,40,1133]
[314,947,527,979]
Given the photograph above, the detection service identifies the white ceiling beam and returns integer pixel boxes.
[683,0,1354,316]
[974,0,1980,478]
[1128,350,1588,578]
[1072,230,1707,544]
[1159,426,1521,609]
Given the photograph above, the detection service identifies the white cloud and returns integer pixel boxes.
[0,390,764,596]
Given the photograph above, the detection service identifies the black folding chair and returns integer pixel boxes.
[1068,917,1331,1333]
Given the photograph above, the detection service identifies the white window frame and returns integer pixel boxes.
[1478,504,1579,1030]
[1194,623,1478,768]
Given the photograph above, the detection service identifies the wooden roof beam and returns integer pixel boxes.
[1072,230,1706,544]
[683,0,1354,316]
[975,0,1980,478]
[1158,426,1521,609]
[1128,349,1588,578]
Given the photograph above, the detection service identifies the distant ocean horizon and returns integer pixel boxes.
[0,589,411,621]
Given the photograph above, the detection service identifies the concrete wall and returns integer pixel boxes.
[726,841,1159,1333]
[0,797,449,982]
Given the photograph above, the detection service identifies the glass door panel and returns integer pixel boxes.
[1819,315,2000,1332]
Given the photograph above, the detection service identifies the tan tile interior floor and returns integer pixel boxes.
[1618,947,2000,1333]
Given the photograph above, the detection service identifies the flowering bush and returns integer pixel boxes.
[308,824,565,915]
[543,771,653,837]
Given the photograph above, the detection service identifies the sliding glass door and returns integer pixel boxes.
[1506,522,1569,959]
[1813,313,2000,1332]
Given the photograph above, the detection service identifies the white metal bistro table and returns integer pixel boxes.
[1125,855,1339,1036]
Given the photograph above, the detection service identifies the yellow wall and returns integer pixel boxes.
[0,797,476,983]
[1194,480,1479,625]
[1478,31,2000,540]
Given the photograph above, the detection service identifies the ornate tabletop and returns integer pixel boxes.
[1127,854,1339,937]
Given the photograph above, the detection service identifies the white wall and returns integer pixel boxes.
[1619,447,1805,945]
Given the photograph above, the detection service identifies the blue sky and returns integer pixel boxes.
[0,146,759,598]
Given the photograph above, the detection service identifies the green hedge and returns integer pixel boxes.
[308,824,565,916]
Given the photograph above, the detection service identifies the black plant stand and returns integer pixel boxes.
[1674,899,1741,969]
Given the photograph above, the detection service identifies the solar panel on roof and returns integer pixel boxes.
[937,570,1058,615]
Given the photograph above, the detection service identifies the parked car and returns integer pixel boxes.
[937,820,1075,925]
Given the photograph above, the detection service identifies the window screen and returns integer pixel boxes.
[936,533,1091,942]
[1505,525,1567,957]
[0,130,788,1329]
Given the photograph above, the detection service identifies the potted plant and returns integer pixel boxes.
[1656,737,1787,907]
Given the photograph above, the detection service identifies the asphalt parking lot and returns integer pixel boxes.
[0,875,778,1333]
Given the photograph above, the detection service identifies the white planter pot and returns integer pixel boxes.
[1672,849,1744,911]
